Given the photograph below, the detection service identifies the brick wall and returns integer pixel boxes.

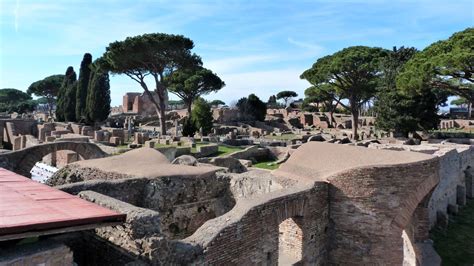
[327,159,439,265]
[184,183,329,265]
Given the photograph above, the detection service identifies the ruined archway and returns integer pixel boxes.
[278,216,303,265]
[0,142,107,177]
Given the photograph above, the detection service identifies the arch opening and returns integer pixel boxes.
[278,216,303,265]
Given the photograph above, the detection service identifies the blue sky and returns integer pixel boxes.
[0,0,473,106]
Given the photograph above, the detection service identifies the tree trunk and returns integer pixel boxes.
[468,102,472,119]
[187,101,192,117]
[351,107,359,140]
[159,99,166,135]
[47,97,53,119]
[329,110,335,128]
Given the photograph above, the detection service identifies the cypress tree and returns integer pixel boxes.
[76,53,93,121]
[63,67,77,122]
[85,61,111,123]
[56,66,76,121]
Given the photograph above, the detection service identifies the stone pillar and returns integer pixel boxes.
[12,136,22,151]
[94,130,105,142]
[144,140,155,148]
[20,135,27,149]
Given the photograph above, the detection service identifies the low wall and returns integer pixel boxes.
[197,144,218,157]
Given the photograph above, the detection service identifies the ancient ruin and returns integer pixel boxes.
[1,12,472,264]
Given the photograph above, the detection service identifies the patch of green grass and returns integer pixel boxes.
[253,159,279,170]
[216,145,243,157]
[154,142,173,148]
[431,199,474,265]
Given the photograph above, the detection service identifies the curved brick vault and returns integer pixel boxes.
[176,142,440,265]
[0,142,107,177]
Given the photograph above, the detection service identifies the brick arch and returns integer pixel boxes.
[0,142,107,177]
[390,172,440,231]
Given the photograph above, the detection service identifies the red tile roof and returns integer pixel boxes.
[0,168,125,236]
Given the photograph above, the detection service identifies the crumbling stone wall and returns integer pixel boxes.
[429,146,473,227]
[78,191,163,261]
[180,183,329,265]
[229,171,283,198]
[141,175,235,239]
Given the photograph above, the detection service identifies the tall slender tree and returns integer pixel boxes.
[85,60,111,123]
[56,67,74,121]
[76,53,93,121]
[56,66,77,122]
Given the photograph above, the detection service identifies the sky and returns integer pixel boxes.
[0,0,473,107]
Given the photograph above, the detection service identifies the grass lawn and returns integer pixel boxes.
[431,199,474,265]
[253,159,279,170]
[216,145,243,157]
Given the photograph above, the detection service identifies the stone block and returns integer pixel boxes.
[51,130,70,137]
[94,130,105,142]
[20,135,27,149]
[144,140,155,148]
[81,126,93,136]
[103,131,111,141]
[134,132,149,144]
[70,124,83,134]
[110,136,121,146]
[160,139,170,145]
[12,136,22,151]
[197,144,219,157]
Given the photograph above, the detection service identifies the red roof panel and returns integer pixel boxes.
[0,168,125,236]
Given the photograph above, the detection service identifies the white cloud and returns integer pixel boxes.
[288,37,324,54]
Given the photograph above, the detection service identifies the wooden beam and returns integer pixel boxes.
[0,222,121,242]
